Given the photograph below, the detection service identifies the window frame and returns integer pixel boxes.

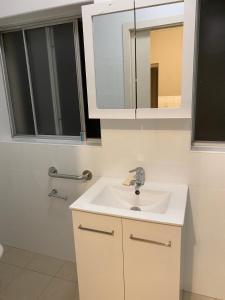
[191,0,225,152]
[0,16,95,142]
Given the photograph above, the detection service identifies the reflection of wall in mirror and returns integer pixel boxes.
[150,26,183,108]
[93,11,135,109]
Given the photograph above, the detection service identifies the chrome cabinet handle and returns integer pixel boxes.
[130,234,171,247]
[78,225,114,236]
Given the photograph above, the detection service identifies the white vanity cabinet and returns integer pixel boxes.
[72,210,183,300]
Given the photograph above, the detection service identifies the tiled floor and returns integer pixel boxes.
[183,291,220,300]
[0,245,79,300]
[0,245,220,300]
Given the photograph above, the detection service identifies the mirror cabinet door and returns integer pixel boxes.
[135,2,184,110]
[83,0,193,119]
[92,7,135,110]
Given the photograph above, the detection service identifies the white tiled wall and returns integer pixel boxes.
[0,120,225,299]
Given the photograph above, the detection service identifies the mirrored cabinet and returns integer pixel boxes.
[82,0,195,119]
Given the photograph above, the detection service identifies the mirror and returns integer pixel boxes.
[92,9,135,109]
[90,2,184,112]
[135,2,184,109]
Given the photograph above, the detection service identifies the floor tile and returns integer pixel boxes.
[0,263,23,291]
[26,254,64,276]
[1,247,34,268]
[39,278,79,300]
[55,261,77,282]
[0,270,52,300]
[183,291,217,300]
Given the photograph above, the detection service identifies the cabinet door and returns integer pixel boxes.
[73,211,124,300]
[82,0,136,119]
[123,219,181,300]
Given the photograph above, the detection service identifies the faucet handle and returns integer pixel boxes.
[129,167,145,174]
[129,168,138,173]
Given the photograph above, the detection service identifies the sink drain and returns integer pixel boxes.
[130,206,141,211]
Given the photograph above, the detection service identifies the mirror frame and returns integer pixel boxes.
[82,0,136,119]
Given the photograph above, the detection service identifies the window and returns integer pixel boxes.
[1,19,101,140]
[194,0,225,143]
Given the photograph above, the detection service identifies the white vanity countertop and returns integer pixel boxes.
[70,177,188,227]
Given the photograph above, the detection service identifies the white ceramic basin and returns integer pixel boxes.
[92,185,170,213]
[70,177,188,226]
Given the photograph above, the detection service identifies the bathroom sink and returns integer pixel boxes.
[70,177,188,226]
[92,185,170,213]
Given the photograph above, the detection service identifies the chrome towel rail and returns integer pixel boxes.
[48,166,92,181]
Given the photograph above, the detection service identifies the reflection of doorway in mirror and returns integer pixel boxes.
[150,26,183,108]
[150,63,159,108]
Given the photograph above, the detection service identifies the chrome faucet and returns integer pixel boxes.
[129,167,145,195]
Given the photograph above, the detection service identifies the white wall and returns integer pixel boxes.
[0,0,224,299]
[0,0,90,19]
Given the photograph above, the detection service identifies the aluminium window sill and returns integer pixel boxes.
[191,141,225,153]
[0,136,102,147]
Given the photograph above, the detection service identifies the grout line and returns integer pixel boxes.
[0,261,26,269]
[0,245,79,299]
[53,274,78,283]
[53,260,65,277]
[1,244,35,268]
[3,243,73,264]
[37,275,79,299]
[52,261,78,283]
[1,257,77,282]
[24,258,64,277]
[0,261,52,278]
[37,276,55,300]
[23,254,36,269]
[0,263,25,295]
[184,291,221,300]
